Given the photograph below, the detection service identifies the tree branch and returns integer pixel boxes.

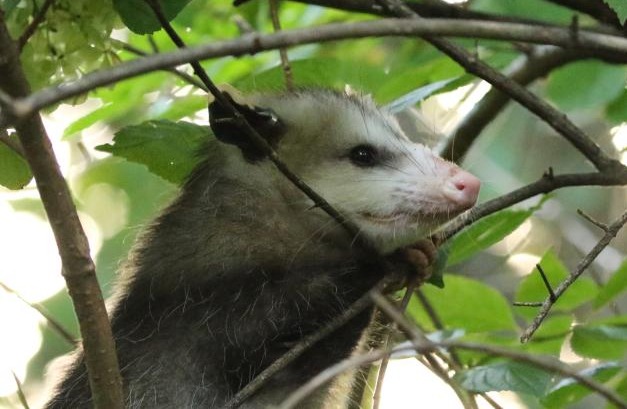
[0,127,25,157]
[379,0,619,172]
[115,40,208,91]
[0,14,123,409]
[270,0,294,90]
[17,0,55,50]
[543,0,622,29]
[223,279,387,409]
[440,170,627,242]
[441,46,592,162]
[278,291,627,409]
[2,18,626,126]
[520,209,627,342]
[0,281,76,345]
[370,291,627,409]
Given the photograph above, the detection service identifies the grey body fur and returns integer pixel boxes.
[45,90,398,408]
[44,88,480,408]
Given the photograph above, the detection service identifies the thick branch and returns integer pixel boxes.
[0,14,123,409]
[3,18,627,124]
[544,0,622,28]
[442,46,590,162]
[17,0,55,50]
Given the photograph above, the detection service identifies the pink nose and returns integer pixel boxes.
[443,169,481,209]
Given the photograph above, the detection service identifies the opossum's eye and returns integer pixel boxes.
[349,144,378,167]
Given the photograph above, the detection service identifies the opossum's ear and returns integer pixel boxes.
[209,91,285,162]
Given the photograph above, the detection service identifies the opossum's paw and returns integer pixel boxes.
[401,238,438,284]
[385,239,438,291]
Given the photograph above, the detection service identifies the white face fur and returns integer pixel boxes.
[255,90,481,253]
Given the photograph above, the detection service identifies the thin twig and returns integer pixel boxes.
[115,40,208,91]
[370,291,627,409]
[269,0,294,90]
[280,292,627,409]
[0,281,77,345]
[12,371,30,409]
[223,279,387,409]
[0,128,25,157]
[521,209,627,342]
[6,18,627,123]
[415,288,463,365]
[17,0,55,50]
[513,301,544,307]
[372,289,478,409]
[372,281,416,409]
[577,208,609,231]
[537,264,557,301]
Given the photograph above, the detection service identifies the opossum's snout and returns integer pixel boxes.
[442,168,481,211]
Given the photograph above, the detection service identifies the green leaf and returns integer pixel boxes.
[96,120,208,184]
[607,90,627,124]
[113,0,192,34]
[444,206,537,266]
[456,361,552,396]
[571,324,627,360]
[472,0,573,24]
[0,139,32,190]
[3,0,22,16]
[236,58,387,94]
[604,0,627,24]
[547,62,627,111]
[515,250,598,319]
[594,260,627,308]
[542,363,621,408]
[384,78,457,114]
[408,275,517,333]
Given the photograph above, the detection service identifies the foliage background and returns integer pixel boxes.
[0,0,625,408]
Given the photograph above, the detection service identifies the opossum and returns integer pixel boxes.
[44,88,480,409]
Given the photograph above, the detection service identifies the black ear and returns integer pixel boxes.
[209,92,285,162]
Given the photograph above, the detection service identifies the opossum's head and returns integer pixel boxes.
[210,89,480,253]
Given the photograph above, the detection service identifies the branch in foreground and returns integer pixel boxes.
[442,46,589,162]
[379,0,617,173]
[0,16,123,409]
[3,18,627,125]
[0,281,76,345]
[544,0,622,28]
[520,209,627,342]
[440,170,627,241]
[279,292,627,409]
[371,292,627,409]
[17,0,55,50]
[223,279,386,409]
